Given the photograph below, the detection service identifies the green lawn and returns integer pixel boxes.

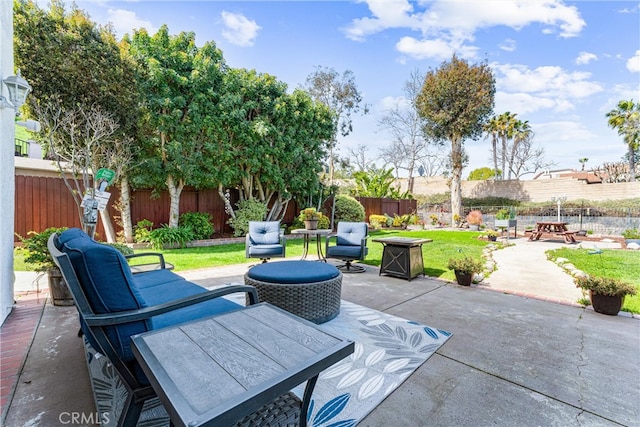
[13,229,491,283]
[547,248,640,313]
[129,229,491,282]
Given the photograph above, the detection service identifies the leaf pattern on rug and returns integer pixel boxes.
[83,300,450,427]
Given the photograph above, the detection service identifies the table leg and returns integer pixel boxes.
[300,374,319,427]
[300,235,310,260]
[316,235,326,262]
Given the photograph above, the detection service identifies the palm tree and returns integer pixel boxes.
[578,157,589,171]
[606,100,639,182]
[497,112,517,180]
[483,116,501,179]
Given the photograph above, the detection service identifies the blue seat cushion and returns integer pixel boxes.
[247,260,339,284]
[327,245,367,259]
[248,244,284,257]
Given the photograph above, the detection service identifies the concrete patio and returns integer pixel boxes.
[3,238,639,426]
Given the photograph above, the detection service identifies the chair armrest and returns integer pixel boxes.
[83,284,259,327]
[125,252,167,269]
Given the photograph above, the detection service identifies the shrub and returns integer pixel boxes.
[228,199,268,237]
[575,276,637,297]
[105,242,134,256]
[466,210,483,225]
[447,256,484,274]
[334,195,365,223]
[622,228,640,239]
[17,227,68,272]
[179,212,214,240]
[369,214,387,229]
[134,219,153,243]
[148,224,194,249]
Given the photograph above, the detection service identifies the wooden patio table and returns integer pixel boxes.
[131,303,354,427]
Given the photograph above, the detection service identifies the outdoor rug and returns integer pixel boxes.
[85,299,451,427]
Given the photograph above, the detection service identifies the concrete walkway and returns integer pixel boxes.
[4,237,639,426]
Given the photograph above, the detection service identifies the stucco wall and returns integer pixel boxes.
[402,176,640,202]
[1,0,16,325]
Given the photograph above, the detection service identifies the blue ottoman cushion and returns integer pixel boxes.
[247,260,339,284]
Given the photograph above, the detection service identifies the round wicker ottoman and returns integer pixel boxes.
[244,261,342,324]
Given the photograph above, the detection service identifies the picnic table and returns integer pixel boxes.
[528,221,576,243]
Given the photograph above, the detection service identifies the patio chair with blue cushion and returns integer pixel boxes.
[245,221,286,263]
[47,228,301,427]
[325,221,369,273]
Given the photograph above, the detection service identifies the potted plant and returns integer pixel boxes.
[299,207,322,230]
[18,227,73,306]
[575,275,637,315]
[495,208,517,229]
[622,228,640,247]
[484,229,499,242]
[447,256,484,286]
[466,210,483,231]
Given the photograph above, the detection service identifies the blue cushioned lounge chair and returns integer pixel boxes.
[325,222,369,273]
[245,221,286,263]
[48,228,259,427]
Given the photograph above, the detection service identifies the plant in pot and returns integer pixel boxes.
[447,256,484,286]
[17,227,73,306]
[299,207,323,230]
[494,208,517,229]
[622,227,640,247]
[575,275,637,315]
[466,210,483,231]
[484,229,499,242]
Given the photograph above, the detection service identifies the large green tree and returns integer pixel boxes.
[125,26,226,228]
[606,99,639,182]
[416,55,495,217]
[14,0,139,241]
[216,68,334,220]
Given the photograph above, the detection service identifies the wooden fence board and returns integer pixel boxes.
[14,176,416,243]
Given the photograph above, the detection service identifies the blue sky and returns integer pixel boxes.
[71,0,639,178]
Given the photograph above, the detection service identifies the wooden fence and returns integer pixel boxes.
[14,175,416,243]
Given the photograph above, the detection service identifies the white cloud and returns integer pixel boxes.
[344,0,585,60]
[576,51,597,65]
[395,36,478,60]
[493,63,603,100]
[499,39,517,52]
[627,50,640,72]
[221,11,261,47]
[534,121,598,145]
[106,8,156,38]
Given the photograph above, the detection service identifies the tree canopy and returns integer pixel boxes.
[606,99,639,182]
[416,55,495,217]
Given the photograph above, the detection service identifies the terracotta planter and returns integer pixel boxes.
[304,219,318,230]
[454,271,473,286]
[48,268,74,306]
[589,291,623,315]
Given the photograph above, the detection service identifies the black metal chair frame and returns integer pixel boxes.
[325,233,369,273]
[48,233,259,427]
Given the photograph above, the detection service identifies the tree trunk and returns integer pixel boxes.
[119,177,134,243]
[166,174,184,228]
[629,144,636,182]
[492,137,499,178]
[99,209,116,243]
[218,183,235,219]
[450,136,463,220]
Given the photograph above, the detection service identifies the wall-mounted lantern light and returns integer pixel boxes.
[0,70,32,115]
